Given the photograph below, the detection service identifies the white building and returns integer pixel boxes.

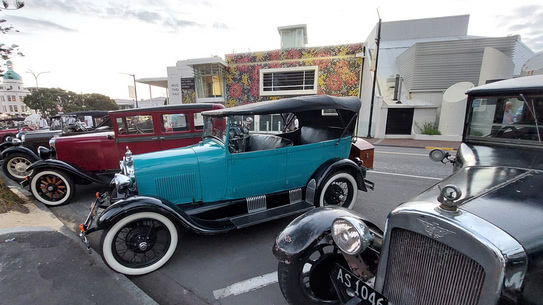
[0,61,31,115]
[358,15,535,140]
[114,97,168,109]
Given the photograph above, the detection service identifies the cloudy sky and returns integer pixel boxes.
[2,0,542,100]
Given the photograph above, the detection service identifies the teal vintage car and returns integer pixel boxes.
[80,95,374,275]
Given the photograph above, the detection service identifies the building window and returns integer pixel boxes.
[194,64,225,99]
[19,96,23,102]
[260,66,318,96]
[0,96,4,102]
[2,106,6,112]
[7,96,11,102]
[9,105,13,112]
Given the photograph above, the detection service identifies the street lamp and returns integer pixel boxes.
[121,73,138,108]
[26,69,50,89]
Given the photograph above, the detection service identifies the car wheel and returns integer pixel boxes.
[318,171,357,208]
[2,153,36,182]
[100,212,178,275]
[30,169,75,206]
[278,244,344,305]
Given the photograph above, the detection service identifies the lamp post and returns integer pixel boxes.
[121,73,138,108]
[26,69,50,89]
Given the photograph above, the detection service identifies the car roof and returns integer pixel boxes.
[202,95,361,116]
[467,75,543,96]
[110,103,219,115]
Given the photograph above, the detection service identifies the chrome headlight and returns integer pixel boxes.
[49,137,56,150]
[11,138,22,144]
[332,216,374,255]
[21,134,25,143]
[113,173,132,190]
[119,146,134,177]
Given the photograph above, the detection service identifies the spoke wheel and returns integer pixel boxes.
[30,170,74,206]
[101,212,178,275]
[278,244,347,305]
[319,172,357,208]
[2,153,35,182]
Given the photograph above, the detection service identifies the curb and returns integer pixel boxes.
[0,171,159,305]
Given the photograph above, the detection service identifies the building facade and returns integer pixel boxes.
[0,61,31,115]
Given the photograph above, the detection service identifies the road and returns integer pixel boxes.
[46,145,453,305]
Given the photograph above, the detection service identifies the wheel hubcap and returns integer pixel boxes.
[37,174,67,201]
[8,157,32,177]
[138,242,149,251]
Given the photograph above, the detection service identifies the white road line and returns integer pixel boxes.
[376,151,429,157]
[213,271,278,300]
[370,170,443,181]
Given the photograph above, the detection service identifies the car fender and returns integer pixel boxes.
[272,206,381,263]
[95,196,232,234]
[0,142,15,157]
[1,145,39,161]
[27,159,105,184]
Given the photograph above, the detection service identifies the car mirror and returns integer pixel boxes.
[429,149,448,162]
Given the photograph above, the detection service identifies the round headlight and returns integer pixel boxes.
[11,138,22,144]
[332,217,373,255]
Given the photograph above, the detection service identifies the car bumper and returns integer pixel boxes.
[79,192,112,252]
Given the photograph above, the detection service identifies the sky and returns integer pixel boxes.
[1,0,542,101]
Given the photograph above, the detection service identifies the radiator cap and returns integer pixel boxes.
[438,184,462,211]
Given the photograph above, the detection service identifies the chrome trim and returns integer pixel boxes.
[306,179,316,205]
[375,201,527,304]
[246,195,266,213]
[288,188,302,204]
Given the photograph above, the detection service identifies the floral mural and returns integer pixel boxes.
[224,43,363,107]
[181,89,196,104]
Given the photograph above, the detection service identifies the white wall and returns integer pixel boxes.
[167,66,182,105]
[478,47,514,85]
[439,82,474,137]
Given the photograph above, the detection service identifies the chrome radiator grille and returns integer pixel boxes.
[383,229,485,305]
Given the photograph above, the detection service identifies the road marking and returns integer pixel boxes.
[376,151,429,157]
[370,170,443,181]
[425,146,456,151]
[213,271,278,300]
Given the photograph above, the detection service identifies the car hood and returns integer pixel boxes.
[412,165,543,272]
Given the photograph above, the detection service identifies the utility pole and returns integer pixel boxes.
[367,12,382,138]
[121,73,139,108]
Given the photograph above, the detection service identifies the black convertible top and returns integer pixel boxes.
[203,95,361,116]
[467,75,543,96]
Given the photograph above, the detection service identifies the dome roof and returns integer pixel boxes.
[3,70,22,80]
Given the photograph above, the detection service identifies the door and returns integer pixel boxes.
[113,114,161,160]
[158,111,203,150]
[386,108,414,135]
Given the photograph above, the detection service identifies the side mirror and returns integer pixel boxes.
[429,149,451,163]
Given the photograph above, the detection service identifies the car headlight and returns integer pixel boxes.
[49,137,56,150]
[113,173,132,191]
[11,138,22,144]
[332,216,374,255]
[119,146,134,177]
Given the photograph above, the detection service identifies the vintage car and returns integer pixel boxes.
[22,104,223,206]
[1,111,111,181]
[79,95,375,275]
[273,75,543,305]
[0,117,32,142]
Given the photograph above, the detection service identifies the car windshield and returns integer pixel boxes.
[203,116,227,142]
[466,94,543,145]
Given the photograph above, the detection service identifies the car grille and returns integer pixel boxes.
[383,228,485,305]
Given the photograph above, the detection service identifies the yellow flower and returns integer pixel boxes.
[255,52,264,62]
[226,74,233,85]
[355,57,362,66]
[349,88,359,97]
[241,74,249,86]
[227,99,237,108]
[319,73,327,89]
[269,96,280,100]
[229,66,236,74]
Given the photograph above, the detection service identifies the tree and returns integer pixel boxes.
[23,88,118,116]
[0,1,25,76]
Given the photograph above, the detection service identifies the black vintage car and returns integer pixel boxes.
[273,75,543,305]
[1,111,111,181]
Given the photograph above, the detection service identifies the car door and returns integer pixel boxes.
[113,113,161,160]
[158,111,203,150]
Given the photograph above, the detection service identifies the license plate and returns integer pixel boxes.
[330,264,388,305]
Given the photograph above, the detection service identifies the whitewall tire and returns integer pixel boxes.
[101,212,178,275]
[318,171,358,209]
[30,170,75,206]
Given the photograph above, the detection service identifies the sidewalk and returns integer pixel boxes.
[0,173,158,305]
[363,137,461,150]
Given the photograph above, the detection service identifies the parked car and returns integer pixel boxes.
[22,104,223,206]
[273,75,543,305]
[79,95,375,275]
[0,117,32,142]
[1,111,111,181]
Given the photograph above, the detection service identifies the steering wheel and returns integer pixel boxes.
[135,124,145,134]
[228,125,248,153]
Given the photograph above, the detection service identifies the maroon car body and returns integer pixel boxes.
[25,103,224,206]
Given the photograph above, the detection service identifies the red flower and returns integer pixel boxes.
[286,49,300,59]
[229,83,243,99]
[344,72,358,87]
[326,74,342,92]
[316,59,330,70]
[251,66,261,80]
[250,83,259,97]
[268,62,281,69]
[270,50,280,61]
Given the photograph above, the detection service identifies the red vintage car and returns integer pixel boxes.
[23,103,223,206]
[0,117,32,141]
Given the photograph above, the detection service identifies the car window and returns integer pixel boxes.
[194,113,204,130]
[162,114,189,132]
[116,115,154,135]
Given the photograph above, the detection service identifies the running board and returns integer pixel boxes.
[230,201,314,229]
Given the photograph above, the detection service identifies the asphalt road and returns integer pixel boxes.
[46,146,453,305]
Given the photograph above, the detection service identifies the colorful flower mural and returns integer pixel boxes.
[224,43,363,106]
